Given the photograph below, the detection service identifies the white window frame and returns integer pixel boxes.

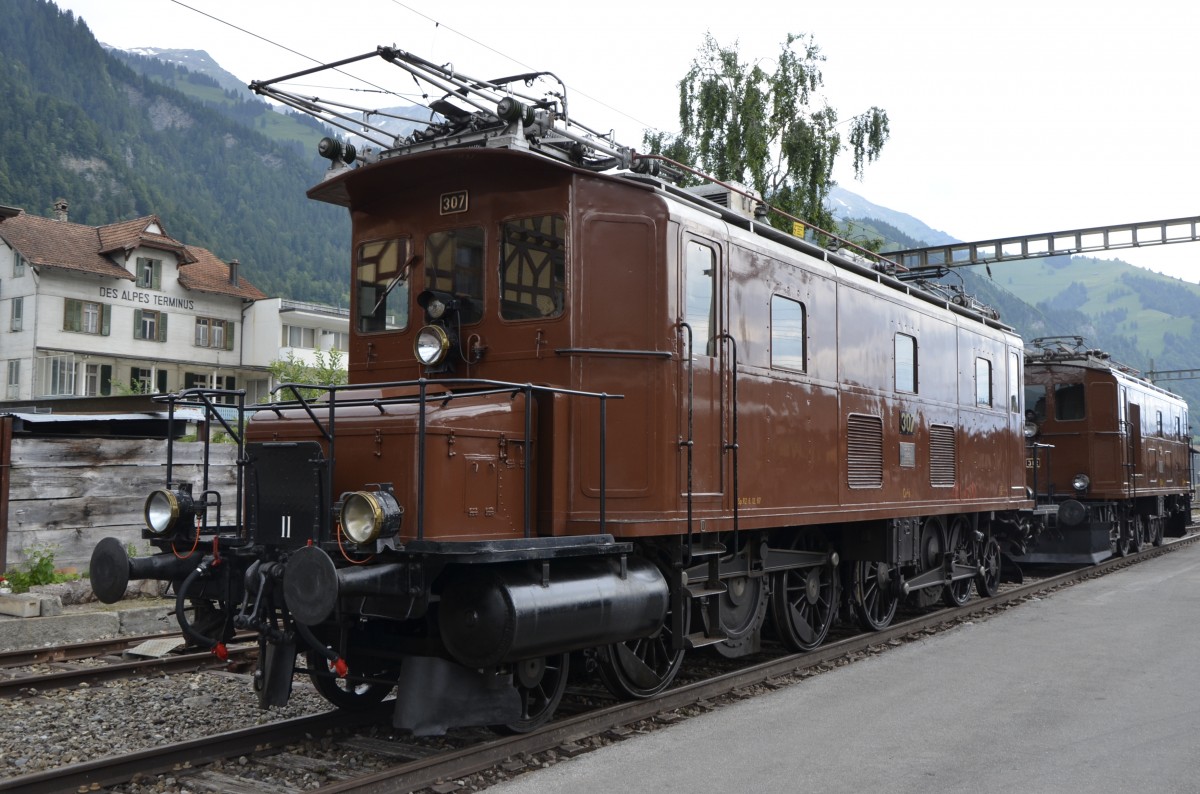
[5,360,19,399]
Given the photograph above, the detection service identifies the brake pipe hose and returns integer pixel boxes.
[175,557,228,661]
[291,613,349,678]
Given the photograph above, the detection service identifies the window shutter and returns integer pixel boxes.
[152,260,162,290]
[101,304,111,336]
[226,376,236,390]
[129,367,139,389]
[225,321,235,350]
[158,312,168,342]
[156,369,168,394]
[100,365,112,395]
[133,309,144,339]
[64,298,80,332]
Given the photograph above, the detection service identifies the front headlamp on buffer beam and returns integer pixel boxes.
[1072,473,1091,493]
[144,485,195,536]
[340,488,404,545]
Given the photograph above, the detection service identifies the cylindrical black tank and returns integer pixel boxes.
[438,556,668,668]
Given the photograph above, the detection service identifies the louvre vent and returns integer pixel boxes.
[847,413,883,489]
[682,182,761,220]
[929,424,956,487]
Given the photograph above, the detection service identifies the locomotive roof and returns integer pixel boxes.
[252,46,1011,334]
[1025,336,1186,404]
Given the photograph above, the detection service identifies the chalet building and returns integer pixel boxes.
[0,200,347,407]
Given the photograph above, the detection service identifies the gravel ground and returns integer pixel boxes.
[0,666,330,783]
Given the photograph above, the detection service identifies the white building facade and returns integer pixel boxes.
[0,202,348,407]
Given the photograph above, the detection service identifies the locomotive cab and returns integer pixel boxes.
[1019,337,1192,564]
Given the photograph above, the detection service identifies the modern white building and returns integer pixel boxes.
[0,200,348,408]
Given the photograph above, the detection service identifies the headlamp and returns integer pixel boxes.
[415,325,451,366]
[144,488,194,535]
[340,490,403,544]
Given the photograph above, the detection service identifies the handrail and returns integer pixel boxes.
[158,378,624,543]
[677,320,696,566]
[156,387,247,534]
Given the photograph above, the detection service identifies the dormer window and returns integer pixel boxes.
[136,257,162,290]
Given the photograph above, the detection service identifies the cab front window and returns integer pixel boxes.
[356,238,411,333]
[426,227,485,324]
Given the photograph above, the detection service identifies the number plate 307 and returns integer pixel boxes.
[440,190,468,215]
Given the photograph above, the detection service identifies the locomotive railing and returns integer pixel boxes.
[157,388,248,536]
[248,379,624,542]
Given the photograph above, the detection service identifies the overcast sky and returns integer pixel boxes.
[54,0,1200,282]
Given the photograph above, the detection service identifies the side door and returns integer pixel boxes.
[680,235,725,501]
[1127,401,1142,495]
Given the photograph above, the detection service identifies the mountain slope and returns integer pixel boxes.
[0,0,348,304]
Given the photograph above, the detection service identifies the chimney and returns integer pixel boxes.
[229,258,239,287]
[53,198,69,222]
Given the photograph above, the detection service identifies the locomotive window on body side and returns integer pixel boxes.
[685,242,717,356]
[500,215,565,320]
[895,333,917,393]
[975,358,992,407]
[770,295,806,372]
[1054,383,1085,421]
[356,238,411,333]
[1008,351,1021,413]
[426,227,485,324]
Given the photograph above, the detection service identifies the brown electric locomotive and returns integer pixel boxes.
[87,47,1183,735]
[1016,336,1192,564]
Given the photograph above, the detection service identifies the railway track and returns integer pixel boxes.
[2,532,1192,794]
[0,634,256,698]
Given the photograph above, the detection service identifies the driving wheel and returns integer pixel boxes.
[770,531,836,651]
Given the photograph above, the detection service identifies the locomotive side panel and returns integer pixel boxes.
[836,282,963,514]
[726,244,841,521]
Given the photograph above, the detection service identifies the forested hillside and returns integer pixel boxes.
[0,0,349,303]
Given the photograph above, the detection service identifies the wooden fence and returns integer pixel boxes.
[1,422,236,572]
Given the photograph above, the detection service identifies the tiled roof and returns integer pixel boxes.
[180,245,267,301]
[0,211,133,280]
[0,209,266,301]
[96,215,196,263]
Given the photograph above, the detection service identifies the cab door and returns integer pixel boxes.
[1128,401,1142,495]
[680,236,725,501]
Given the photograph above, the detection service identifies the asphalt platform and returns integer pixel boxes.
[491,542,1200,794]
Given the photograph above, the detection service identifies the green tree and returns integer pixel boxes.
[644,32,889,237]
[266,348,347,401]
